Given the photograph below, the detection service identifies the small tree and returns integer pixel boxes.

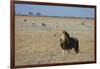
[36,12,42,16]
[28,12,33,16]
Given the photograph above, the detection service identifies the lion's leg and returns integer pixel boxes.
[62,50,66,55]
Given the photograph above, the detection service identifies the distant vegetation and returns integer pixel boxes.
[15,12,94,19]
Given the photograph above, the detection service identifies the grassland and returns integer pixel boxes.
[15,16,95,66]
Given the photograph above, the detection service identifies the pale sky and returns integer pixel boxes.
[15,4,95,18]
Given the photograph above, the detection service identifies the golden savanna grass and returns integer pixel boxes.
[15,16,95,66]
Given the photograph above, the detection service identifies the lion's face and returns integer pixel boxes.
[54,30,69,43]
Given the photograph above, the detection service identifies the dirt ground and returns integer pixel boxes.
[15,16,95,66]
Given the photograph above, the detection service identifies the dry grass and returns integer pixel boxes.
[15,16,95,66]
